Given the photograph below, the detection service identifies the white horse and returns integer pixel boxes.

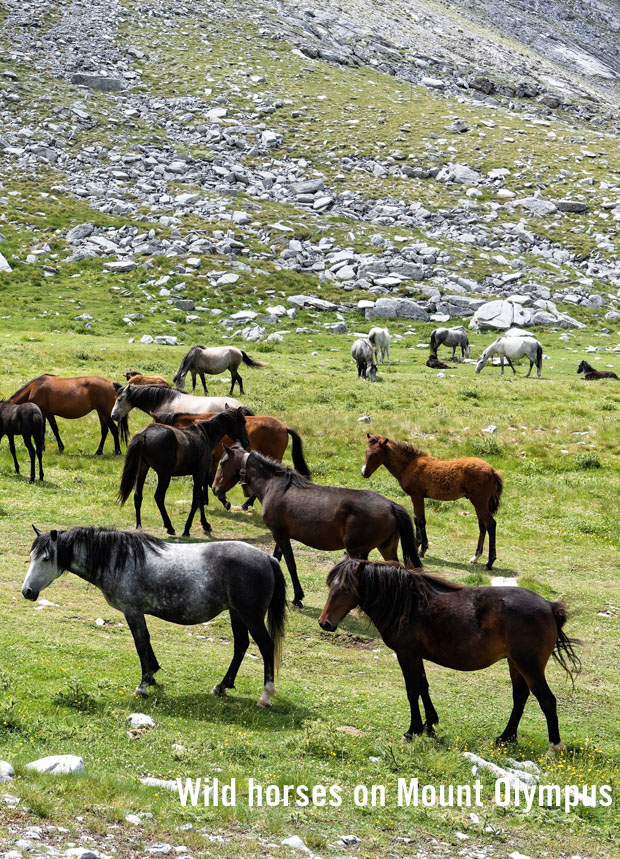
[351,339,377,381]
[476,336,543,378]
[368,327,390,364]
[430,326,470,361]
[174,345,266,395]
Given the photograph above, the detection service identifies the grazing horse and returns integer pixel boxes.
[125,371,171,387]
[362,435,502,569]
[110,383,247,422]
[476,336,543,378]
[319,558,580,753]
[0,402,45,482]
[174,345,266,395]
[213,446,421,607]
[351,338,377,381]
[118,408,250,537]
[429,326,470,362]
[10,374,129,455]
[22,527,285,708]
[368,327,390,364]
[577,360,618,380]
[153,412,311,511]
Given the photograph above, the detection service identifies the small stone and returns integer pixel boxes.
[127,714,155,730]
[358,416,371,423]
[0,761,14,782]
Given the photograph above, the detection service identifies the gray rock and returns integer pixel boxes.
[70,73,126,92]
[517,197,558,216]
[25,755,84,775]
[436,163,481,185]
[127,713,156,729]
[154,336,178,345]
[0,252,12,273]
[0,761,14,782]
[241,325,266,342]
[556,200,589,213]
[366,297,429,321]
[103,260,137,273]
[324,321,347,333]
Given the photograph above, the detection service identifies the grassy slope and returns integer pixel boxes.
[0,2,620,858]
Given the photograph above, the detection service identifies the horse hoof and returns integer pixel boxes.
[494,734,516,746]
[182,531,191,538]
[167,529,176,536]
[203,524,212,532]
[401,733,413,744]
[547,742,567,758]
[134,686,149,698]
[292,599,304,609]
[211,685,226,697]
[485,562,495,571]
[469,555,479,564]
[224,502,231,511]
[256,698,272,709]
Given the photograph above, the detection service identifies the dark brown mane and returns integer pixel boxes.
[327,557,461,631]
[250,450,312,488]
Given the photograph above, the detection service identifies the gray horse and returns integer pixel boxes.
[429,326,470,362]
[22,527,286,707]
[174,345,266,395]
[351,338,377,381]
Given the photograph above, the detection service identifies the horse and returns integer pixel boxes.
[173,345,266,395]
[351,338,377,381]
[429,326,470,362]
[212,446,421,608]
[110,383,248,423]
[426,355,451,370]
[476,336,543,378]
[125,371,171,387]
[362,435,502,569]
[577,360,618,380]
[22,526,285,708]
[368,327,390,364]
[319,557,580,753]
[118,408,250,537]
[10,374,129,455]
[153,412,311,511]
[0,402,45,482]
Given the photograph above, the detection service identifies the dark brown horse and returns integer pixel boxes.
[319,558,580,752]
[362,435,503,569]
[0,401,45,482]
[125,371,171,387]
[118,408,250,537]
[10,375,129,455]
[577,360,618,380]
[212,446,421,607]
[153,412,310,510]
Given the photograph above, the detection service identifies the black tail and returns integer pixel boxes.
[551,602,581,688]
[430,331,438,356]
[173,345,204,387]
[489,471,503,514]
[536,343,543,372]
[241,351,267,368]
[392,502,422,569]
[267,556,287,673]
[286,428,311,477]
[117,434,144,505]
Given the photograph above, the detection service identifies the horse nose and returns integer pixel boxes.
[361,465,367,478]
[22,587,37,601]
[319,619,335,632]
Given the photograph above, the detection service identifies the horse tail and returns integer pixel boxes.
[392,502,422,570]
[286,428,311,477]
[489,471,503,514]
[173,345,203,387]
[117,434,144,505]
[267,556,287,674]
[536,342,543,371]
[429,330,438,355]
[551,602,581,688]
[241,351,267,368]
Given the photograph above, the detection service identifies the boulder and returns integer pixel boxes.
[70,73,126,92]
[436,163,481,185]
[366,298,429,321]
[517,197,557,216]
[470,300,516,330]
[26,755,85,775]
[0,761,14,782]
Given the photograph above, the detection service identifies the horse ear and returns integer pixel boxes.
[380,437,388,447]
[223,444,232,454]
[50,530,58,542]
[32,524,41,536]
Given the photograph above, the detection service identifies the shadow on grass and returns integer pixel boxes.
[144,688,312,727]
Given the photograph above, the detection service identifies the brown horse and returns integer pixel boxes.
[212,446,421,607]
[126,371,171,387]
[10,375,129,455]
[577,360,618,380]
[319,558,580,752]
[152,412,310,510]
[0,401,45,482]
[118,408,250,537]
[362,435,502,569]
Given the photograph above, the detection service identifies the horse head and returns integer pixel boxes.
[362,434,388,478]
[22,528,61,601]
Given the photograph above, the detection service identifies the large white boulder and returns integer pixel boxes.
[26,755,85,775]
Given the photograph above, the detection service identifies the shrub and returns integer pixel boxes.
[575,451,601,470]
[471,436,502,457]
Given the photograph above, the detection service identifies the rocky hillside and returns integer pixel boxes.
[0,0,619,346]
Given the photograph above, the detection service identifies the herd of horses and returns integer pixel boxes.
[10,334,591,751]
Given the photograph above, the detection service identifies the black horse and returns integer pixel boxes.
[577,360,618,380]
[118,408,250,537]
[0,401,45,482]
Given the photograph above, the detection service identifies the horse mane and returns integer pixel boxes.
[326,557,463,632]
[250,450,311,488]
[31,526,165,582]
[10,374,55,400]
[122,384,188,410]
[389,438,428,458]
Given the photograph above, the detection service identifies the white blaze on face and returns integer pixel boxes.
[361,464,366,477]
